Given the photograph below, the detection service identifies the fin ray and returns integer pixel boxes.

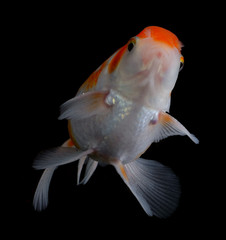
[115,158,181,218]
[77,156,87,185]
[79,159,98,185]
[33,167,56,211]
[154,111,199,144]
[33,148,93,169]
[58,91,109,120]
[33,144,93,211]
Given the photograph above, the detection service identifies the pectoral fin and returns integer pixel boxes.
[153,111,199,144]
[58,91,109,120]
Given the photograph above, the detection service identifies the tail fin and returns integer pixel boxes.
[115,158,181,218]
[33,139,93,211]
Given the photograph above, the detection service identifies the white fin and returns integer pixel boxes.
[115,158,181,218]
[79,159,98,185]
[33,148,93,169]
[58,91,109,120]
[33,147,93,211]
[33,139,76,211]
[33,167,56,211]
[77,157,98,185]
[77,156,87,185]
[153,111,199,144]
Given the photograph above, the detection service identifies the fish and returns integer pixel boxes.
[33,26,199,218]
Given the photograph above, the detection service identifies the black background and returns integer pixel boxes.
[7,5,216,238]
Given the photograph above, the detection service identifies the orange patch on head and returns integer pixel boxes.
[108,45,127,74]
[137,26,182,52]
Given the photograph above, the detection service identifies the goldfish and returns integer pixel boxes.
[33,26,199,218]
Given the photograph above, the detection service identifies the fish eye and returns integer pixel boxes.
[128,38,136,52]
[128,42,135,52]
[180,56,184,71]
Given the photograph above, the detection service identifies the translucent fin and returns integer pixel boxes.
[79,159,98,185]
[58,91,109,120]
[33,148,93,169]
[33,140,92,211]
[33,167,56,211]
[115,158,181,218]
[153,111,199,144]
[77,156,87,185]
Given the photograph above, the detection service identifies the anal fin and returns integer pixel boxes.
[78,159,98,185]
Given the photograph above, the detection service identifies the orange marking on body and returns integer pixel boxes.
[120,164,128,182]
[67,139,74,147]
[108,45,127,74]
[68,120,81,149]
[78,60,108,93]
[137,26,182,51]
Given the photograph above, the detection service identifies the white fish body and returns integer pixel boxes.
[33,26,199,217]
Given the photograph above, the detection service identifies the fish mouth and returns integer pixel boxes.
[137,59,163,87]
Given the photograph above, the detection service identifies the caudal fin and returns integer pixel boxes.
[115,158,181,218]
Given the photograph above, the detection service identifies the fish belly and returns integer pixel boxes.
[69,99,154,164]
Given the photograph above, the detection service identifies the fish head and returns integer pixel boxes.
[109,26,184,111]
